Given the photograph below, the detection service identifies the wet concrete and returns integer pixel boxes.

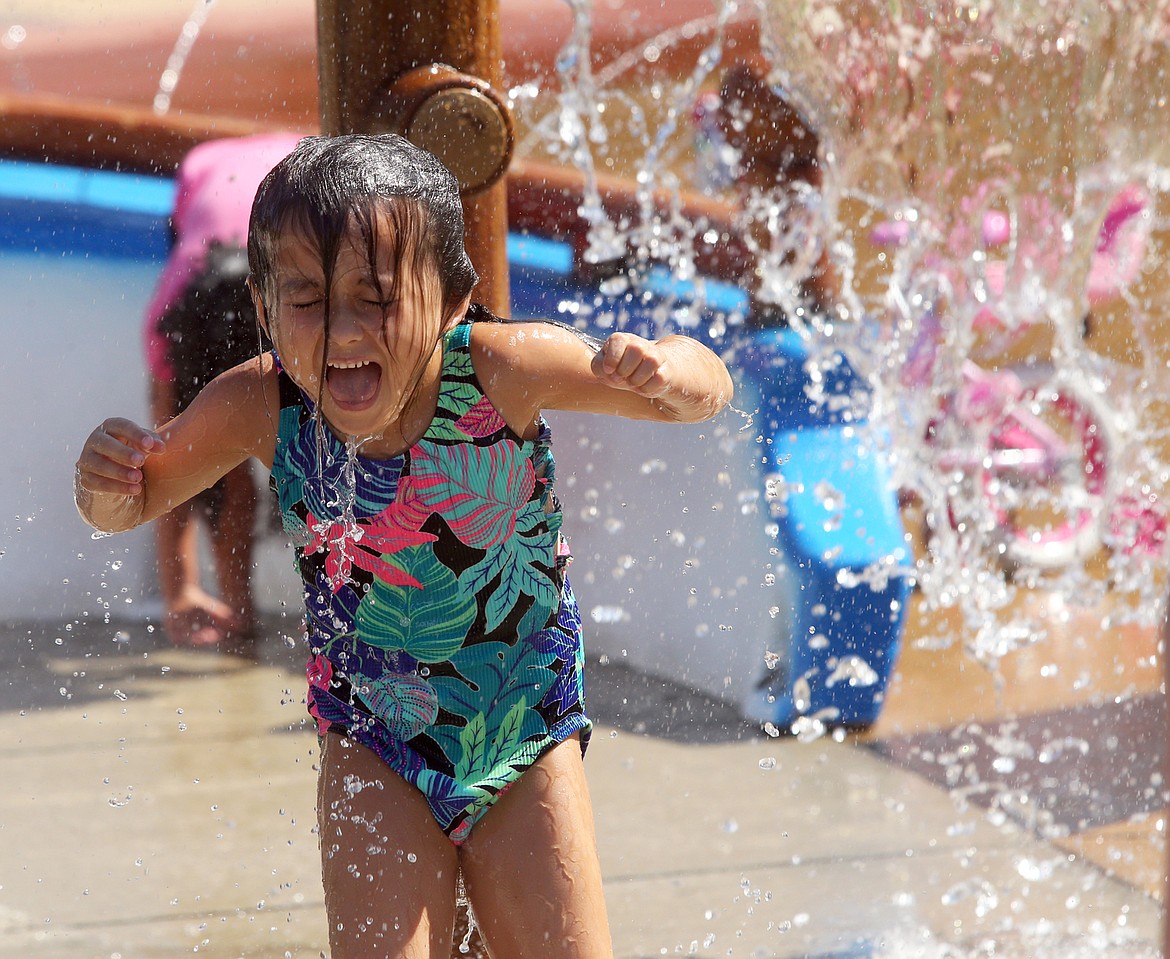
[0,606,1161,958]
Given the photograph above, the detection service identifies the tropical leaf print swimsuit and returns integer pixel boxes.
[270,316,591,843]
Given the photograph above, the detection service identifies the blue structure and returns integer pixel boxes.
[0,158,908,730]
[736,329,909,727]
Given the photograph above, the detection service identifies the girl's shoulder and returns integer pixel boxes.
[466,316,598,437]
[467,314,576,359]
[267,349,309,411]
[215,351,281,408]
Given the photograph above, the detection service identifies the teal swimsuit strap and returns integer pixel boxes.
[446,319,473,352]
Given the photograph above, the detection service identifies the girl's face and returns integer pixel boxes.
[266,212,451,447]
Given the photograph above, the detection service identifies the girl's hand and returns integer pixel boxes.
[75,418,165,499]
[73,359,278,534]
[590,333,672,399]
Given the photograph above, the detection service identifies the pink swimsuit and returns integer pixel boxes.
[143,132,302,380]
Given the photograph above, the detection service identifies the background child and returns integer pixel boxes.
[145,132,300,647]
[75,133,733,958]
[713,62,834,325]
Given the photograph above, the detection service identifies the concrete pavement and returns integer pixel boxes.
[0,614,1161,959]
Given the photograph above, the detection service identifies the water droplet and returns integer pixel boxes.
[824,655,878,688]
[792,677,812,712]
[590,605,628,624]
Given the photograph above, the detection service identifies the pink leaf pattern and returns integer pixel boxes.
[455,396,508,438]
[305,509,437,593]
[407,441,535,550]
[305,653,335,735]
[391,475,436,531]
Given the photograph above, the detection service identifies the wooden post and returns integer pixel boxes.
[316,0,511,316]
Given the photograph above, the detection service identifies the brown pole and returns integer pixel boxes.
[316,0,510,316]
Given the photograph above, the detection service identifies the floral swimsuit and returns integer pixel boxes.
[270,317,591,843]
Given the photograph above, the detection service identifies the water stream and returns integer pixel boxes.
[152,0,218,115]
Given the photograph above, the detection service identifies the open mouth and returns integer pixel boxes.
[325,357,382,410]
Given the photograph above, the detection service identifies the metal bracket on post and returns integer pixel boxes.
[368,63,514,196]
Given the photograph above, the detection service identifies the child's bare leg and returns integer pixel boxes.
[157,507,236,646]
[150,375,234,646]
[209,463,258,641]
[318,732,460,959]
[459,735,613,959]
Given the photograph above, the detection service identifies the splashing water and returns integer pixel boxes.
[152,0,217,115]
[535,0,1170,653]
[753,0,1170,653]
[455,873,479,954]
[528,1,1170,954]
[537,0,753,275]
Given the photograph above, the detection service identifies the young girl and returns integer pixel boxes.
[74,133,733,958]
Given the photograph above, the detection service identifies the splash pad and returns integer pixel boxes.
[0,0,1166,955]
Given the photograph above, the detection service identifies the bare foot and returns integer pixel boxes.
[164,584,239,647]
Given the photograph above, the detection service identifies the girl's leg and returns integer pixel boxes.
[151,376,239,647]
[156,505,236,646]
[209,463,258,642]
[318,733,460,959]
[459,735,614,959]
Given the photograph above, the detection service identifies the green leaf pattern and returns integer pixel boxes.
[454,698,530,790]
[354,670,439,741]
[429,638,558,782]
[457,499,560,633]
[354,545,475,660]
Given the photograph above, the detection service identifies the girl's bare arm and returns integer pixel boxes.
[75,356,279,533]
[473,322,733,435]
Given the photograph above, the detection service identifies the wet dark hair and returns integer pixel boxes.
[247,134,479,386]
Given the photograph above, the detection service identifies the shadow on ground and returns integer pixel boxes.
[1,615,762,745]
